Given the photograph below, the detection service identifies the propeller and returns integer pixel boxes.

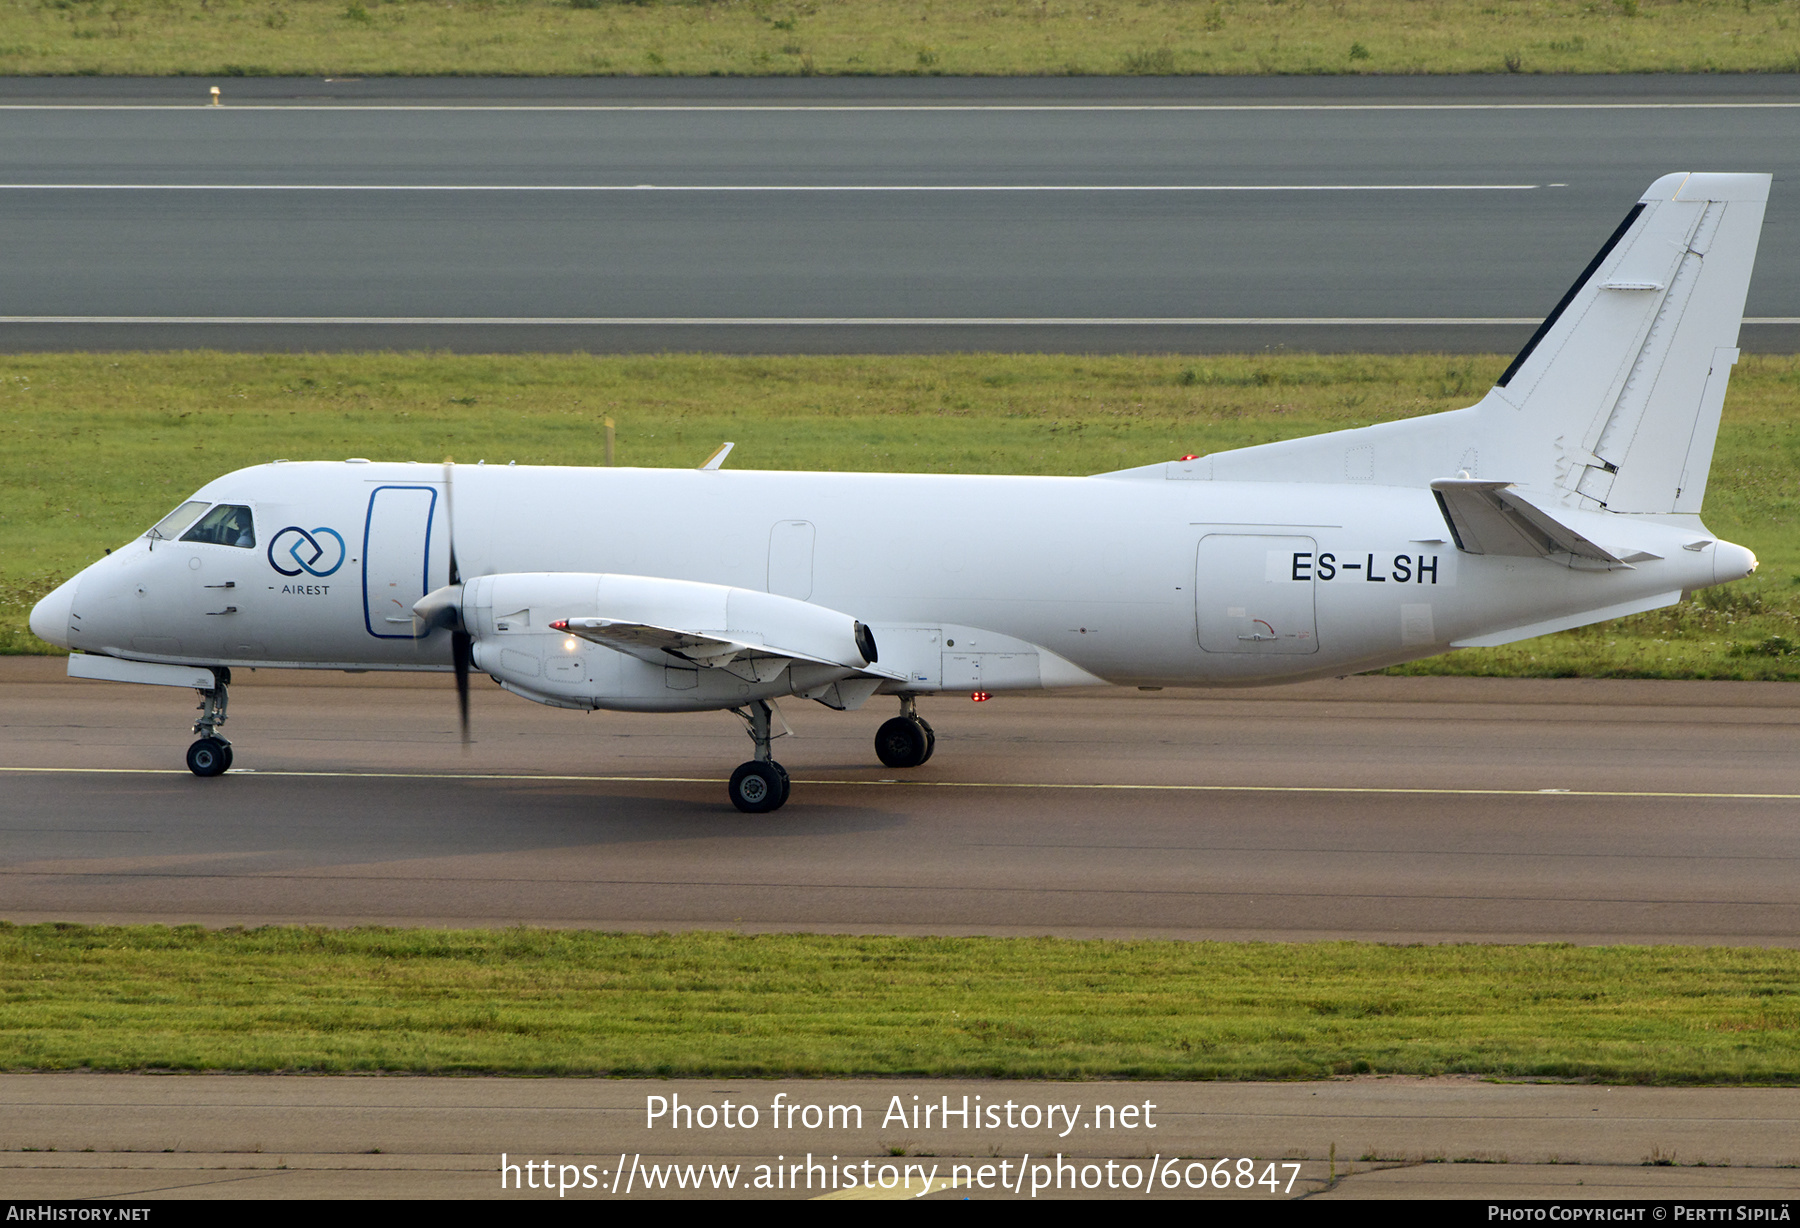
[444,460,471,745]
[451,621,472,745]
[405,460,475,745]
[413,578,469,745]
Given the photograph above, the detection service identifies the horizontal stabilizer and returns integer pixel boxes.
[1430,479,1626,563]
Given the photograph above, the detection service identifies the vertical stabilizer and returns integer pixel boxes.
[1096,174,1769,507]
[1482,172,1768,513]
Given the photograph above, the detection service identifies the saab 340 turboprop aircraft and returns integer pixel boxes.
[31,172,1769,812]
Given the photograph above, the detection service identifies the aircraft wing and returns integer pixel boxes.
[551,616,906,683]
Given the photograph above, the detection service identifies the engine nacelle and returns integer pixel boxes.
[458,572,875,712]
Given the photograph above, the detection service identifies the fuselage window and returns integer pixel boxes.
[181,504,256,548]
[147,500,211,543]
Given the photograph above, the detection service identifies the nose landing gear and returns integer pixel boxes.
[728,699,790,813]
[186,668,233,777]
[874,695,935,769]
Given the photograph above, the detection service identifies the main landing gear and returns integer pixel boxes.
[186,668,233,778]
[728,699,790,814]
[874,695,935,769]
[726,695,936,813]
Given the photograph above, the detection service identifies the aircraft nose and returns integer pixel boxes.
[1714,541,1758,585]
[29,576,78,650]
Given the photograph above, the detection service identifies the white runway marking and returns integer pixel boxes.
[6,316,1796,326]
[3,103,1799,112]
[0,182,1543,192]
[1,765,1793,801]
[0,315,1552,325]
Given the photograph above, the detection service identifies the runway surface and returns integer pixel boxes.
[2,75,1796,353]
[2,658,1796,943]
[6,1074,1799,1200]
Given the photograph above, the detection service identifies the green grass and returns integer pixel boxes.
[3,925,1797,1081]
[2,0,1797,77]
[4,350,1797,675]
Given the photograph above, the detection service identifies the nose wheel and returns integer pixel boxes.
[186,736,232,777]
[185,668,233,777]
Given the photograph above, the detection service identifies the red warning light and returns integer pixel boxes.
[1179,454,1201,461]
[971,691,991,702]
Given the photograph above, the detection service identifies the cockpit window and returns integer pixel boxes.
[147,500,210,542]
[180,504,256,548]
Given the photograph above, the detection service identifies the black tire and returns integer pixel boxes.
[874,716,931,768]
[220,744,234,771]
[186,737,229,778]
[916,718,936,764]
[771,761,791,808]
[729,760,788,813]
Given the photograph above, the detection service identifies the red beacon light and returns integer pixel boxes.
[1178,454,1201,461]
[971,691,992,702]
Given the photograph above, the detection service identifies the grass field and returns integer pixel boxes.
[4,925,1797,1081]
[4,350,1797,676]
[1,0,1796,78]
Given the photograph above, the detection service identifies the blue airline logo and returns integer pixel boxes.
[268,526,347,578]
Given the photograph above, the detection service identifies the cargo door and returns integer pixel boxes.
[1196,534,1319,654]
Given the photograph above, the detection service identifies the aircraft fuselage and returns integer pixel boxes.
[41,460,1746,704]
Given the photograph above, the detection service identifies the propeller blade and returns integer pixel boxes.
[443,459,469,746]
[442,458,461,586]
[451,628,472,746]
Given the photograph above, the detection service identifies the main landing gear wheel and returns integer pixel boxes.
[727,699,791,813]
[186,736,231,778]
[729,760,790,814]
[875,715,934,768]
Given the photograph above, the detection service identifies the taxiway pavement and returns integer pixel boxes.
[2,659,1795,943]
[5,661,1798,1201]
[2,1074,1796,1200]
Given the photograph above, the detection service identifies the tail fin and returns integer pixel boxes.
[1485,172,1767,513]
[1114,173,1768,515]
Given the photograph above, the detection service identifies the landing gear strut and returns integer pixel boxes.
[874,695,935,769]
[728,699,790,813]
[186,668,232,778]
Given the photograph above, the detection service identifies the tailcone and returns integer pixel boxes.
[1713,540,1758,585]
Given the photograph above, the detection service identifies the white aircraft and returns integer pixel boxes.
[31,172,1768,812]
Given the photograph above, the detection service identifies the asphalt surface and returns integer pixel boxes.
[5,1075,1798,1200]
[6,660,1798,1202]
[2,659,1797,943]
[2,75,1796,353]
